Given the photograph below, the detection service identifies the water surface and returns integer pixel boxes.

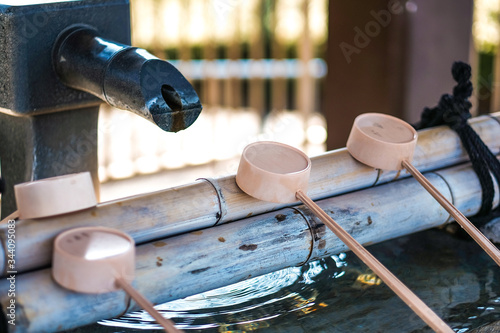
[70,228,500,332]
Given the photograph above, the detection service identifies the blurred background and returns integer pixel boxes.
[100,0,498,200]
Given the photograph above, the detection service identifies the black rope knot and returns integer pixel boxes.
[452,61,473,99]
[416,62,472,131]
[416,61,500,226]
[443,102,471,131]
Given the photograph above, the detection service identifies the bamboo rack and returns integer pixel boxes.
[0,159,498,332]
[0,114,499,276]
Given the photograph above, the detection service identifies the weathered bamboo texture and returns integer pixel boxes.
[0,114,499,276]
[1,161,498,332]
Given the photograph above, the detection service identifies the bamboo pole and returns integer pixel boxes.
[0,161,496,332]
[0,114,499,275]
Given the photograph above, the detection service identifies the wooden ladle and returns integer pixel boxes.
[347,113,500,267]
[52,226,182,333]
[236,141,453,333]
[2,172,97,223]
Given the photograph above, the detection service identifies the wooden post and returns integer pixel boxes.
[249,0,266,116]
[202,2,219,108]
[270,1,287,112]
[402,0,473,122]
[324,0,407,150]
[324,0,473,150]
[223,6,242,109]
[297,0,315,118]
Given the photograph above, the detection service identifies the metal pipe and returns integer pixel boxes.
[53,26,202,132]
[0,161,496,332]
[0,114,499,275]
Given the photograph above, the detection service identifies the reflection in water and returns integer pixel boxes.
[90,229,499,332]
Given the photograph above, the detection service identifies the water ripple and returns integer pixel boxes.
[95,230,500,332]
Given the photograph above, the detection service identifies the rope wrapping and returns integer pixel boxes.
[415,61,500,226]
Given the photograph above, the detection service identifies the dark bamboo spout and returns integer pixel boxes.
[53,26,202,132]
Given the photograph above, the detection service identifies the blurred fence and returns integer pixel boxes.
[98,0,329,187]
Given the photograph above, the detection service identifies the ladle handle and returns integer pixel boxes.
[402,160,500,266]
[115,278,183,333]
[296,190,453,333]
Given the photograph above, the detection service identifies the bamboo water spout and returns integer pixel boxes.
[0,114,499,277]
[0,160,497,332]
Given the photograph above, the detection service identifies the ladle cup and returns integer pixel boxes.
[347,113,500,266]
[236,141,453,333]
[52,226,182,333]
[1,172,97,223]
